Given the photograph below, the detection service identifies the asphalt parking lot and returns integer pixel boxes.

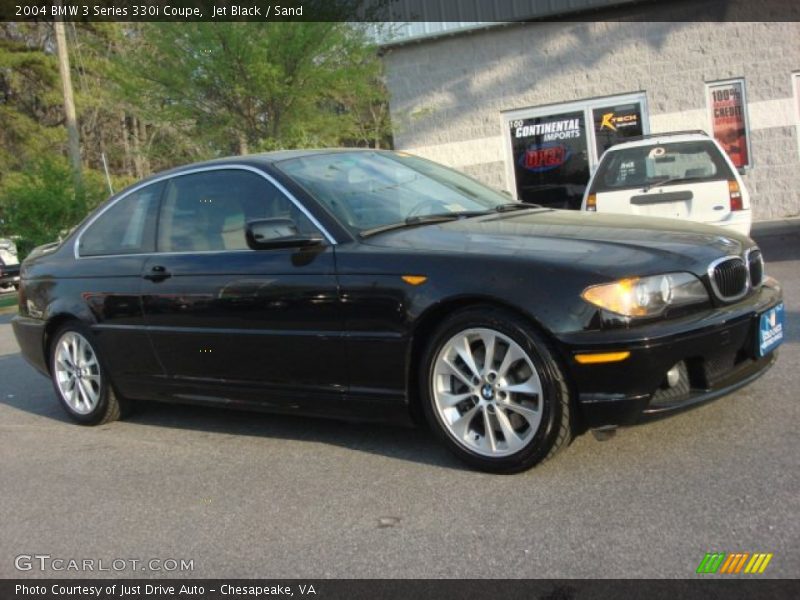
[0,225,798,579]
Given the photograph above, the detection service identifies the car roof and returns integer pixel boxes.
[606,133,715,151]
[174,147,383,170]
[128,148,390,189]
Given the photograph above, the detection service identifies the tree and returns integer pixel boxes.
[0,157,109,256]
[0,23,64,178]
[0,23,133,252]
[115,22,390,157]
[0,20,392,256]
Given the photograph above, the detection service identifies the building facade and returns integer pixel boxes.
[380,11,800,220]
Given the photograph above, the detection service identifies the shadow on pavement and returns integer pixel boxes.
[0,352,468,471]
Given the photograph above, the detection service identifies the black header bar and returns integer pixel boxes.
[1,0,799,23]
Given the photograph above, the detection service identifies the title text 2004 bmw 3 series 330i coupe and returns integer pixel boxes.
[12,150,785,473]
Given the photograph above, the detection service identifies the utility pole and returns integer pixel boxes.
[54,15,83,199]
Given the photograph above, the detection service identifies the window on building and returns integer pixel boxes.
[706,78,752,169]
[502,93,648,209]
[78,182,163,257]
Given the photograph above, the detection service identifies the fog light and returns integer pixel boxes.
[665,363,681,388]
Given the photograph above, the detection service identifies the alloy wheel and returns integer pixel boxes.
[54,331,102,415]
[431,327,543,457]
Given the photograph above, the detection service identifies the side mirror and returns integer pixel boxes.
[245,218,324,250]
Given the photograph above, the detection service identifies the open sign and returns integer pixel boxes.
[523,144,570,172]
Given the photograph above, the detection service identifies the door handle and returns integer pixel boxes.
[143,265,171,282]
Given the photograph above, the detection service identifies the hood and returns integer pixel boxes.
[363,209,754,278]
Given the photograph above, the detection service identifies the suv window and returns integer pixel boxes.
[79,182,163,257]
[157,169,317,252]
[592,140,734,193]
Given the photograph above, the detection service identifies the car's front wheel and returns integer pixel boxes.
[421,307,571,473]
[49,323,126,425]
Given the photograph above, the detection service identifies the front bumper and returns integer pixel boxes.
[556,279,782,428]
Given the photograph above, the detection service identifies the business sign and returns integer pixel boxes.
[593,103,644,158]
[707,79,751,168]
[509,111,588,208]
[522,142,571,172]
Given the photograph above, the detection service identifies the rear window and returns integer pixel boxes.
[79,182,162,257]
[591,140,733,193]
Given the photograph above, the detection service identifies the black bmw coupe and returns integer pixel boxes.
[12,150,784,472]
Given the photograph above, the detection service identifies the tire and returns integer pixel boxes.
[49,322,128,425]
[420,306,572,473]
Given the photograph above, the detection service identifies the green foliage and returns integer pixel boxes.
[0,21,392,256]
[0,157,113,258]
[116,22,390,154]
[0,24,66,175]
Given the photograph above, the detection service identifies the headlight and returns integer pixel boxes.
[581,273,708,317]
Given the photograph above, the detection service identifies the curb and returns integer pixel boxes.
[751,218,800,237]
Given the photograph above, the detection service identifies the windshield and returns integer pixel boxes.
[592,140,733,193]
[275,151,512,233]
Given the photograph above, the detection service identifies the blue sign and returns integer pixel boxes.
[758,303,785,357]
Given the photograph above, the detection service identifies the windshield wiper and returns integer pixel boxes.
[358,204,542,238]
[643,176,683,192]
[359,212,485,238]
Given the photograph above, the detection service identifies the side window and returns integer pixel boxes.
[79,182,162,257]
[157,170,317,253]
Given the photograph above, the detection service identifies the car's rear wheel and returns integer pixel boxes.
[49,323,126,425]
[421,307,571,473]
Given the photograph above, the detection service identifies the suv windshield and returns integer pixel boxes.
[276,151,512,234]
[592,140,733,193]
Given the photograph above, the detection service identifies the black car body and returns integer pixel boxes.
[11,150,783,472]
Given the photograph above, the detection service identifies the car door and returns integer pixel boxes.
[141,166,346,407]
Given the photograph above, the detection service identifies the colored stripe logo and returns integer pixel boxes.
[696,552,773,574]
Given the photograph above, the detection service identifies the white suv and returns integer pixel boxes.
[581,131,752,235]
